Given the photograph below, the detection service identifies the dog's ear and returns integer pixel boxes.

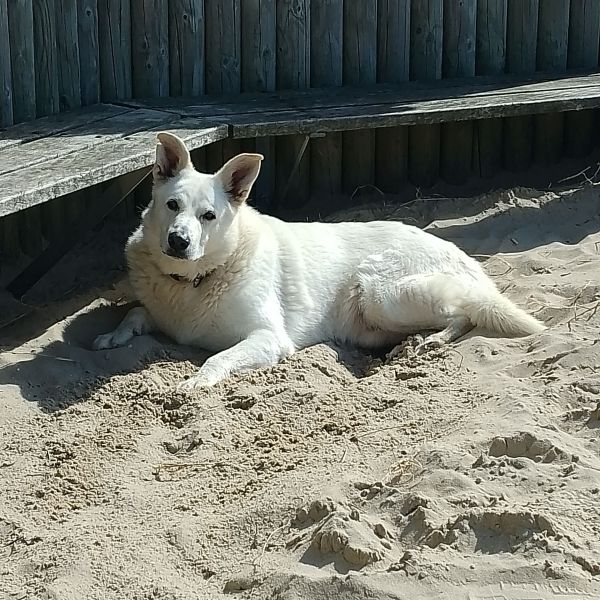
[153,132,192,180]
[215,153,263,203]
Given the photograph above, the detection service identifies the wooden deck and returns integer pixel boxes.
[1,71,600,220]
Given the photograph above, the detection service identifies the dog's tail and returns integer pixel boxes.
[464,290,545,337]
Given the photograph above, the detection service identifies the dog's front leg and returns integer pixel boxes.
[179,329,293,390]
[93,306,155,350]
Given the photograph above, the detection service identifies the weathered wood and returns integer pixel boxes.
[241,0,276,93]
[242,0,276,209]
[565,0,599,157]
[205,0,241,178]
[55,0,81,111]
[98,0,132,101]
[18,202,44,256]
[310,0,343,199]
[0,212,20,260]
[131,0,169,98]
[33,0,59,117]
[8,167,151,298]
[0,103,130,150]
[504,0,539,171]
[568,0,600,68]
[0,109,173,176]
[124,71,600,115]
[205,0,241,94]
[46,0,80,246]
[0,122,228,218]
[276,0,310,207]
[441,0,476,185]
[375,0,410,192]
[476,0,507,74]
[0,0,13,127]
[506,0,539,73]
[78,0,101,104]
[228,80,600,137]
[169,0,205,96]
[475,0,506,178]
[409,0,443,187]
[377,0,410,83]
[537,0,570,72]
[7,1,35,123]
[342,0,377,195]
[30,0,58,255]
[535,0,570,165]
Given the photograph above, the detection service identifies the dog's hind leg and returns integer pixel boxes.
[357,271,475,350]
[93,306,155,350]
[415,316,473,354]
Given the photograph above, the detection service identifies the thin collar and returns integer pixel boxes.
[169,270,214,288]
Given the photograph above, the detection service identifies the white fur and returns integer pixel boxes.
[94,132,545,388]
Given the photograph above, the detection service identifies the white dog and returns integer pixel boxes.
[94,133,545,388]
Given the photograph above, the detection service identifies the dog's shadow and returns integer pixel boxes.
[0,302,213,412]
[0,301,377,413]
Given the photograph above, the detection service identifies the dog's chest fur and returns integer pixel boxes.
[126,242,247,351]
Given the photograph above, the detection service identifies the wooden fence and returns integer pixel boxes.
[1,0,600,259]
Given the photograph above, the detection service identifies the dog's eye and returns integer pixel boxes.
[203,211,216,221]
[166,199,179,212]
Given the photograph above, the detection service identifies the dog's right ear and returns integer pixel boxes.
[153,132,192,181]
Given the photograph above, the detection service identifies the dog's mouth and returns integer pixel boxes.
[164,248,188,260]
[163,248,204,262]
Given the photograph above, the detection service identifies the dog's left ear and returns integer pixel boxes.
[154,132,192,180]
[216,153,263,203]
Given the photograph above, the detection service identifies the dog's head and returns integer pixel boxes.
[143,132,262,263]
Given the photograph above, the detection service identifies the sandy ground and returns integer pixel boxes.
[1,186,600,599]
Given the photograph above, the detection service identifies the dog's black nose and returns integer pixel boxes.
[168,232,190,253]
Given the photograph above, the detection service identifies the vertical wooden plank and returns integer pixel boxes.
[342,0,377,195]
[18,204,45,257]
[276,0,310,208]
[131,0,169,98]
[504,0,538,171]
[476,0,507,74]
[441,0,476,185]
[409,0,443,187]
[30,0,59,256]
[33,0,59,117]
[565,0,599,156]
[55,0,81,111]
[241,0,276,92]
[506,0,539,73]
[0,0,13,127]
[568,0,600,67]
[474,0,506,178]
[535,0,570,165]
[8,0,36,123]
[205,0,241,173]
[375,0,410,194]
[205,0,241,95]
[169,0,205,96]
[42,0,72,250]
[78,0,101,104]
[0,213,21,262]
[98,0,132,217]
[241,0,276,210]
[310,0,343,201]
[98,0,133,101]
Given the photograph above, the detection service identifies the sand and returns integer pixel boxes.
[1,185,599,600]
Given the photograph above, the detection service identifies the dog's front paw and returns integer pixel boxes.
[92,331,130,351]
[178,371,221,391]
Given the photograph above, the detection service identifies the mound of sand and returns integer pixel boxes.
[1,186,599,599]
